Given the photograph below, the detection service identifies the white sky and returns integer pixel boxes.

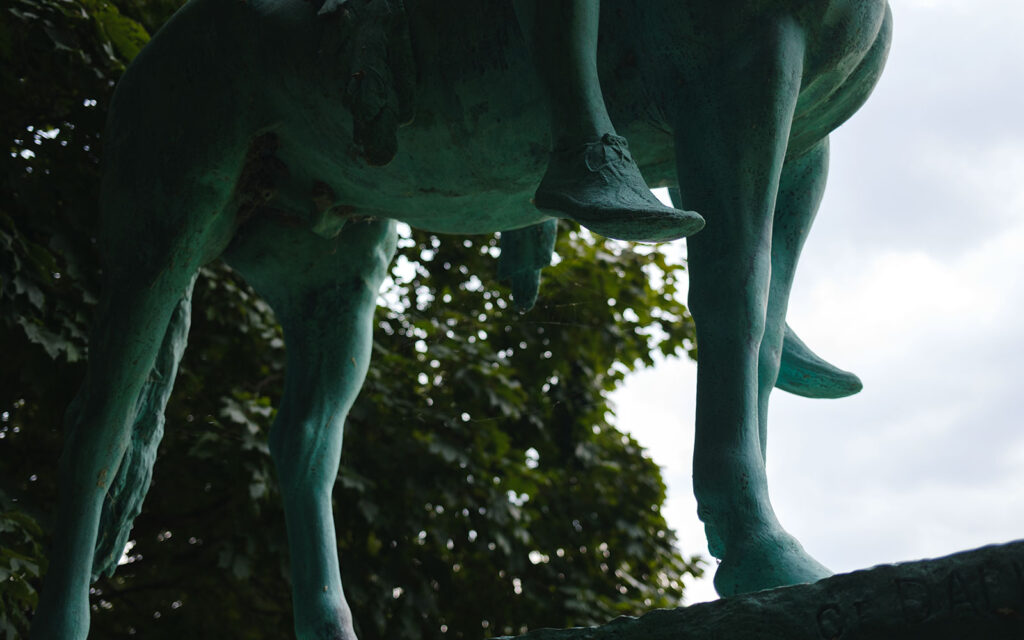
[614,0,1024,604]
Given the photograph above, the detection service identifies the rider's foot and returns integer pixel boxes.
[534,133,705,243]
[777,324,864,399]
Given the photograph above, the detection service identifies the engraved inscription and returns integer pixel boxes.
[1014,561,1024,601]
[816,603,844,639]
[895,579,931,624]
[804,551,1024,637]
[978,566,995,609]
[853,599,868,620]
[947,570,978,613]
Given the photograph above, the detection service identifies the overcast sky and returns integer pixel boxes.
[614,0,1024,604]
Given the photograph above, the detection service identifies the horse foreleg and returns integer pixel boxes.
[672,17,830,597]
[226,216,397,640]
[30,268,203,640]
[29,110,243,634]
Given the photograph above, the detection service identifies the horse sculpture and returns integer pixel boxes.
[29,0,892,637]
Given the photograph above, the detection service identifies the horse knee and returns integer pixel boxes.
[270,424,334,495]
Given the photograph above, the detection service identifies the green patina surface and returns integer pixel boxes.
[30,0,894,638]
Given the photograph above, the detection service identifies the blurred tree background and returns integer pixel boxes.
[0,1,702,638]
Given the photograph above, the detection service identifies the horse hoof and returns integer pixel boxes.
[713,528,832,597]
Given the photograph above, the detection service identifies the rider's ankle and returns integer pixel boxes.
[551,127,615,151]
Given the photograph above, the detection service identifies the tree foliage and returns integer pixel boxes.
[0,1,702,638]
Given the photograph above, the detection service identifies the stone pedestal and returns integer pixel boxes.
[500,540,1024,640]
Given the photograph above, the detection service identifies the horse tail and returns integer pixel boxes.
[91,281,195,580]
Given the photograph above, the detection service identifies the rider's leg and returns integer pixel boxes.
[514,0,704,243]
[672,16,830,596]
[513,0,612,148]
[775,325,863,399]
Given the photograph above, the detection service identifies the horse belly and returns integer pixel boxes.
[286,93,554,234]
[291,7,558,235]
[244,0,677,235]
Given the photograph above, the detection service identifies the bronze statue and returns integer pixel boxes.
[29,1,889,637]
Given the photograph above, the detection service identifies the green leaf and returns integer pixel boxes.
[84,0,150,62]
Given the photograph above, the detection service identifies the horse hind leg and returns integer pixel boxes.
[667,186,861,400]
[769,7,897,403]
[223,215,397,640]
[672,16,830,597]
[756,139,832,459]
